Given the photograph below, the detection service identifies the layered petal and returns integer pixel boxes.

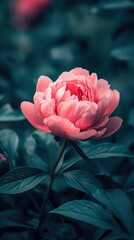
[89,73,98,88]
[36,75,53,92]
[44,115,80,138]
[96,97,107,121]
[58,100,81,123]
[33,91,44,117]
[75,102,98,130]
[66,129,96,140]
[69,67,89,77]
[57,68,88,85]
[99,116,123,138]
[41,99,55,118]
[21,101,50,132]
[104,90,120,115]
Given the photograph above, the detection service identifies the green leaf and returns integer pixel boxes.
[0,210,39,229]
[94,229,132,240]
[100,231,133,240]
[0,167,49,194]
[51,200,118,230]
[64,170,102,194]
[56,146,81,174]
[0,129,19,168]
[85,143,134,159]
[32,131,60,170]
[124,170,134,192]
[0,104,24,122]
[70,142,134,163]
[93,189,133,233]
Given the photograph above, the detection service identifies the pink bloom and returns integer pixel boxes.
[11,0,51,28]
[21,68,122,140]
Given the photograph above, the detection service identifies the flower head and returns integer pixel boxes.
[21,68,122,140]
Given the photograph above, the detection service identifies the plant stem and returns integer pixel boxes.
[36,139,67,237]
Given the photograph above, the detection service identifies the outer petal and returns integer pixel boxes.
[92,116,109,129]
[75,102,98,130]
[58,100,81,123]
[99,116,123,138]
[90,73,98,87]
[36,75,53,92]
[21,102,51,132]
[104,90,120,115]
[33,92,44,117]
[69,67,89,77]
[96,97,107,121]
[41,99,55,118]
[57,68,89,84]
[44,115,80,138]
[66,129,96,140]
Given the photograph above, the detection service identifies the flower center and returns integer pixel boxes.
[66,82,84,100]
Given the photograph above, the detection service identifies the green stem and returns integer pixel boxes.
[36,139,67,236]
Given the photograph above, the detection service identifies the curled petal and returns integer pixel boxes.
[41,99,55,118]
[44,115,80,138]
[104,90,120,115]
[69,67,89,77]
[90,73,98,87]
[99,116,123,138]
[57,68,89,84]
[36,75,53,92]
[33,92,44,117]
[58,100,81,123]
[97,79,110,91]
[92,116,109,129]
[21,102,50,132]
[75,102,98,130]
[54,82,66,102]
[67,129,96,140]
[96,97,107,121]
[93,128,106,138]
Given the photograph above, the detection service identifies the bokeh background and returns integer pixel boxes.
[0,0,134,239]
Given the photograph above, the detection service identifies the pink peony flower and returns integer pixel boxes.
[21,68,122,140]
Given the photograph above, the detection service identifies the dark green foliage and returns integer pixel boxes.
[0,167,49,194]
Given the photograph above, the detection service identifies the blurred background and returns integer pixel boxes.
[0,0,134,239]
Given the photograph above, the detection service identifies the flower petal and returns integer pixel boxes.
[44,115,80,138]
[57,68,89,83]
[90,73,98,87]
[33,92,44,117]
[99,116,123,138]
[92,116,109,129]
[96,97,107,121]
[36,75,53,92]
[41,99,55,118]
[67,129,96,140]
[58,100,81,123]
[75,102,98,130]
[21,102,51,132]
[69,67,89,77]
[104,90,120,115]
